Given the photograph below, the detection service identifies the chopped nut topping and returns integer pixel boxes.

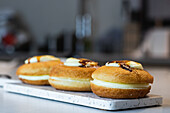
[79,58,98,67]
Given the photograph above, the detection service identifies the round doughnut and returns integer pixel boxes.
[16,60,63,85]
[91,65,153,99]
[49,65,97,91]
[92,66,153,84]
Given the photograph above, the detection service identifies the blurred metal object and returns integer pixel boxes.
[76,14,92,53]
[75,0,92,54]
[76,14,91,39]
[121,0,130,22]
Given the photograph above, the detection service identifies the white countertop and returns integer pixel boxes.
[0,66,170,113]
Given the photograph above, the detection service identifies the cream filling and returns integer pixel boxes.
[105,61,143,69]
[49,77,91,87]
[18,75,49,80]
[50,76,91,82]
[91,79,150,89]
[64,58,81,66]
[25,55,60,64]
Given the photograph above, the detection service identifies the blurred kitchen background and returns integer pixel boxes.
[1,0,170,79]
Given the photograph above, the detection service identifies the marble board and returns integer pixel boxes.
[3,83,162,110]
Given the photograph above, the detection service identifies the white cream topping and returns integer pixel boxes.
[127,61,143,69]
[25,55,60,64]
[64,57,98,67]
[91,79,150,89]
[18,75,49,80]
[105,62,119,67]
[64,58,82,66]
[105,61,143,69]
[25,57,37,64]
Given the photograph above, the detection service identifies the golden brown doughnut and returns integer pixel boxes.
[16,55,63,85]
[16,61,63,75]
[19,78,49,85]
[49,58,98,91]
[92,66,153,84]
[91,82,151,99]
[91,61,154,99]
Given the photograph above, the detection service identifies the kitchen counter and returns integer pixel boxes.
[0,66,170,113]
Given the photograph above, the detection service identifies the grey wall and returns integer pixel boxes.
[148,0,170,19]
[0,0,124,45]
[86,0,124,38]
[0,0,78,45]
[97,0,123,37]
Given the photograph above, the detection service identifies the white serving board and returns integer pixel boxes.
[3,83,162,110]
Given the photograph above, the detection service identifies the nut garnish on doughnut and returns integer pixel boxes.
[64,58,98,68]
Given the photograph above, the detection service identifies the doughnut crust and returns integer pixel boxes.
[91,66,153,98]
[16,61,63,75]
[48,78,91,91]
[19,78,49,85]
[16,61,63,85]
[92,66,153,84]
[91,82,151,99]
[49,65,96,91]
[50,65,96,80]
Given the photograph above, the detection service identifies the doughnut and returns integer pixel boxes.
[91,60,153,98]
[49,58,99,91]
[16,55,63,85]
